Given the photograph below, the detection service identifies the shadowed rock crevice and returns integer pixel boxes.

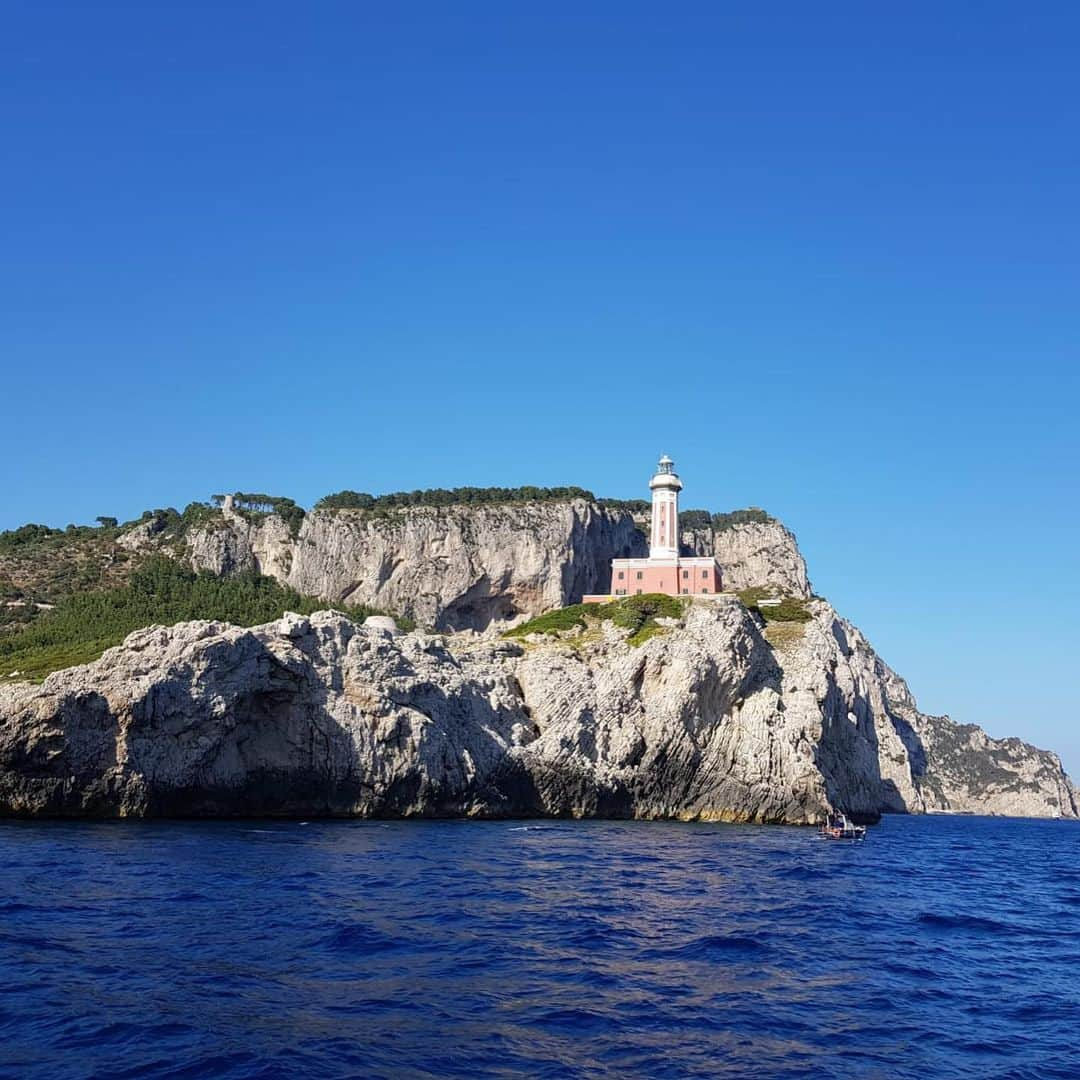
[188,499,645,631]
[0,605,1074,822]
[437,578,520,633]
[183,500,811,630]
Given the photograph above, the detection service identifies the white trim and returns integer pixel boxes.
[611,556,719,569]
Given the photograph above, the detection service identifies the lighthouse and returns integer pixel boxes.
[648,454,682,559]
[583,456,723,602]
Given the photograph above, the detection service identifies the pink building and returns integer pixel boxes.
[583,456,722,602]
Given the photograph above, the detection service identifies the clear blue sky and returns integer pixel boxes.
[3,4,1078,775]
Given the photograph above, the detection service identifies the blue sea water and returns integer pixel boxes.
[0,815,1078,1080]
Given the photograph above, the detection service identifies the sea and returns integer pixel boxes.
[0,815,1077,1079]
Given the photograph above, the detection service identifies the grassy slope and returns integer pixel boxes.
[505,593,686,648]
[0,557,387,682]
[736,587,812,622]
[505,589,812,654]
[0,529,140,613]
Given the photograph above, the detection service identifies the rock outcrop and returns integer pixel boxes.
[184,502,814,629]
[682,520,811,598]
[187,500,645,631]
[186,499,296,581]
[910,715,1078,818]
[1,603,1073,822]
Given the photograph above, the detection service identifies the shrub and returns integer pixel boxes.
[760,599,811,623]
[598,498,651,514]
[678,509,712,530]
[314,490,377,511]
[315,486,598,513]
[712,508,774,532]
[603,593,685,640]
[0,556,391,682]
[506,593,685,648]
[181,501,219,528]
[0,524,63,551]
[211,493,305,537]
[737,588,811,623]
[503,603,599,638]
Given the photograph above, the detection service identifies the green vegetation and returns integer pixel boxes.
[0,599,39,632]
[314,490,378,510]
[737,587,812,623]
[1,521,134,613]
[607,594,686,645]
[678,508,713,530]
[503,603,598,637]
[921,720,1023,793]
[595,504,776,532]
[711,508,774,531]
[314,485,598,512]
[0,485,782,653]
[310,490,777,536]
[736,587,773,609]
[598,497,651,514]
[212,493,305,537]
[3,494,777,556]
[592,506,775,532]
[0,521,116,552]
[134,507,182,534]
[0,556,389,683]
[180,501,219,529]
[762,621,808,647]
[121,501,228,537]
[505,593,686,648]
[736,587,811,647]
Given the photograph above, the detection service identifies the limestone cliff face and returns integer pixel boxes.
[187,507,294,581]
[187,500,645,631]
[185,504,812,629]
[909,715,1078,818]
[285,502,643,631]
[1,605,1072,822]
[681,521,811,598]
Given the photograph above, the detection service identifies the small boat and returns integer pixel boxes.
[819,812,867,840]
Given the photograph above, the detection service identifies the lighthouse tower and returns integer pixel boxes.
[582,455,723,602]
[648,454,682,559]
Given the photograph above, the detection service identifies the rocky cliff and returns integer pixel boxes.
[183,501,812,629]
[681,520,811,598]
[188,499,644,631]
[1,603,1073,822]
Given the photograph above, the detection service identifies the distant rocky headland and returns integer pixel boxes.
[0,486,1075,822]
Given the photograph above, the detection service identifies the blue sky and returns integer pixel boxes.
[3,4,1078,774]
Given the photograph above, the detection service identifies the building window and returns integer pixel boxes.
[702,570,709,578]
[682,589,688,595]
[636,589,642,595]
[636,571,643,580]
[702,588,708,594]
[682,570,689,579]
[617,571,624,580]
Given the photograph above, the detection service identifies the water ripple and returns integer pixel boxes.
[0,815,1077,1078]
